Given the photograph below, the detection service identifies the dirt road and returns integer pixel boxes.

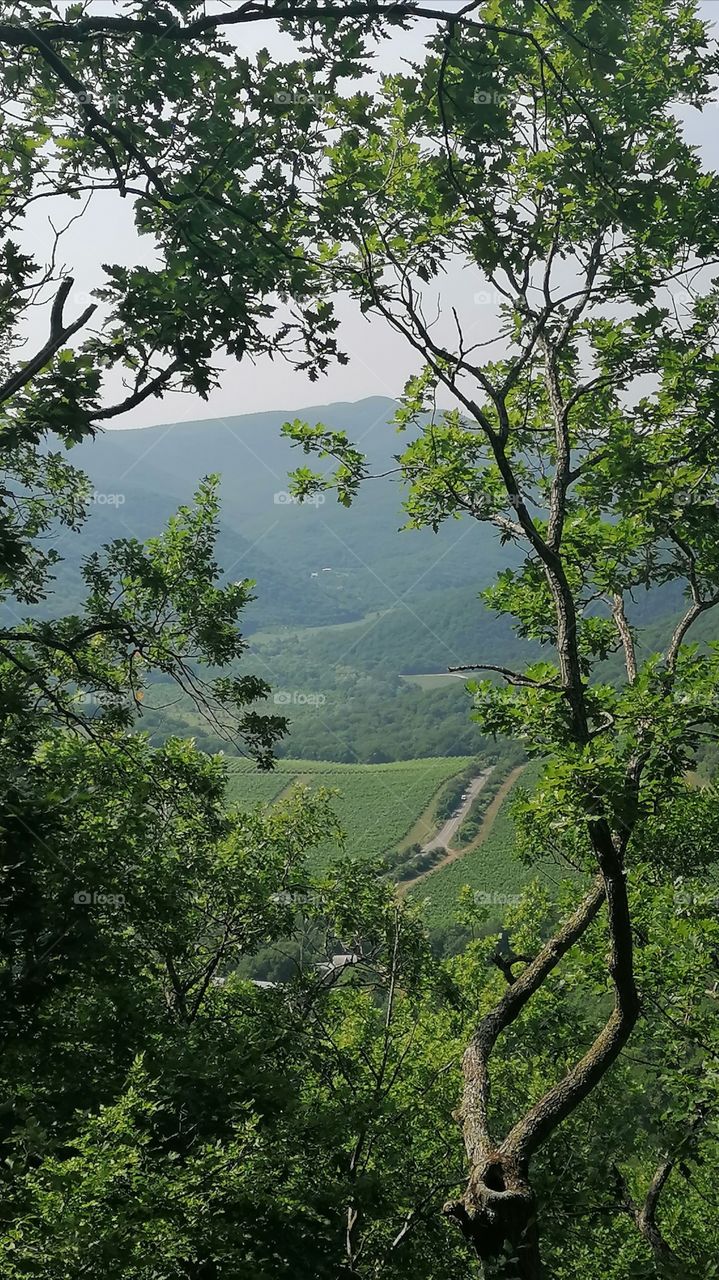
[397,764,526,895]
[422,768,493,852]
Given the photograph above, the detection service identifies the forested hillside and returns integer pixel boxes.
[69,399,703,765]
[63,396,515,630]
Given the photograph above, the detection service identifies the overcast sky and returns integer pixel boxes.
[26,0,719,428]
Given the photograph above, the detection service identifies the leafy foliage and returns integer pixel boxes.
[2,2,719,1277]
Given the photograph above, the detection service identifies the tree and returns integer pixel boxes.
[284,0,719,1272]
[0,5,548,1278]
[451,854,719,1279]
[1,737,464,1280]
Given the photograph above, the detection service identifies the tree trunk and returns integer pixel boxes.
[444,1154,542,1279]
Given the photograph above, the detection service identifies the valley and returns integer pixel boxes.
[60,397,717,948]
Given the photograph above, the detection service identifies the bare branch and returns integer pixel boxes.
[505,824,640,1165]
[458,874,605,1166]
[666,598,718,671]
[92,360,182,422]
[447,661,560,689]
[0,277,96,404]
[613,1113,706,1271]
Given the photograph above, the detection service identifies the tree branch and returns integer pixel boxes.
[92,359,182,421]
[613,1113,706,1272]
[458,874,606,1167]
[447,662,560,689]
[611,593,637,685]
[504,822,640,1165]
[0,277,96,404]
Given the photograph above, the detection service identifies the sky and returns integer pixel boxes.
[22,0,719,429]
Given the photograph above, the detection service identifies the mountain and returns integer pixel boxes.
[63,396,513,632]
[19,394,709,763]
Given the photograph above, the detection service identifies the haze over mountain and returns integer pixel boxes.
[36,393,691,766]
[70,396,513,636]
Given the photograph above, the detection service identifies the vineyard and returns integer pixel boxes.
[225,755,474,868]
[223,756,568,917]
[413,761,573,930]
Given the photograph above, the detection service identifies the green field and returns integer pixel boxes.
[224,756,564,910]
[224,763,293,808]
[412,761,570,928]
[249,608,392,645]
[398,673,469,689]
[225,755,473,868]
